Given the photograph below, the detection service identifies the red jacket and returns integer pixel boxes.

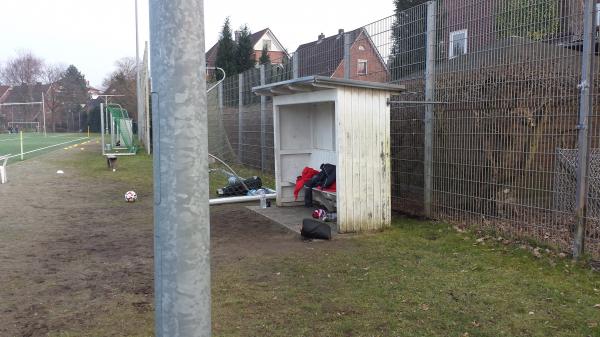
[294,167,319,200]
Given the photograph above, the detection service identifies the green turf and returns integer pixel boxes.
[0,132,89,164]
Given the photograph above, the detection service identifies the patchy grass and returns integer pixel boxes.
[59,141,274,199]
[58,144,600,336]
[213,219,600,337]
[209,163,275,197]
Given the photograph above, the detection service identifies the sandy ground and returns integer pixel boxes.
[0,142,319,336]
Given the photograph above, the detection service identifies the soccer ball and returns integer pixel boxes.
[125,190,137,202]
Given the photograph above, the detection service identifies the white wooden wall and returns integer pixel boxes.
[272,87,391,232]
[336,87,391,233]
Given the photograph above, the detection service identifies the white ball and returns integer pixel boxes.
[125,190,137,202]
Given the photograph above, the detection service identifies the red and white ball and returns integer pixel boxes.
[125,190,138,202]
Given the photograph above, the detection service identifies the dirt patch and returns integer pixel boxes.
[0,141,349,336]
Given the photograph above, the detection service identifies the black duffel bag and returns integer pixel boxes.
[301,218,332,240]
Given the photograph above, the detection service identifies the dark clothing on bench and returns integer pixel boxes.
[304,163,336,207]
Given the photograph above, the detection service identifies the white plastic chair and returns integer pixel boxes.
[0,154,10,184]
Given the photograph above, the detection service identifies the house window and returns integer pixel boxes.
[596,3,600,26]
[357,59,368,75]
[263,39,272,50]
[449,29,468,59]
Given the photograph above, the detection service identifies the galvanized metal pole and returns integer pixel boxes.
[343,32,351,80]
[424,1,437,218]
[218,82,224,117]
[135,0,142,142]
[260,64,267,171]
[145,42,151,155]
[292,52,299,79]
[238,73,244,161]
[105,96,109,135]
[100,103,105,155]
[573,0,595,259]
[42,92,46,137]
[19,131,23,161]
[149,0,211,336]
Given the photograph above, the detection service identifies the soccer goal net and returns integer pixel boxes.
[7,122,40,133]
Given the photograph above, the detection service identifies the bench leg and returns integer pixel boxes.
[0,166,6,184]
[107,158,118,171]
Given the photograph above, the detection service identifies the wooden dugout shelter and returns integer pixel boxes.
[254,76,405,233]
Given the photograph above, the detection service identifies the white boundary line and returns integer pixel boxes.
[0,133,83,143]
[5,137,89,160]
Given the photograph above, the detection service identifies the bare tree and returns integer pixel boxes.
[42,64,67,132]
[42,63,66,85]
[102,57,138,119]
[0,50,45,85]
[103,57,137,87]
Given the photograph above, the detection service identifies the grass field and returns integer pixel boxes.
[2,143,598,336]
[0,132,90,164]
[56,148,599,337]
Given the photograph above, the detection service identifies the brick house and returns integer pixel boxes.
[440,0,600,60]
[206,28,289,68]
[296,28,389,83]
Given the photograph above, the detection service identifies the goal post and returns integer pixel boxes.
[0,101,46,136]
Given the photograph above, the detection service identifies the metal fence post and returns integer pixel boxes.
[573,0,595,259]
[424,1,437,218]
[218,81,224,121]
[344,32,351,80]
[238,73,244,161]
[292,52,299,79]
[260,65,267,171]
[149,0,211,335]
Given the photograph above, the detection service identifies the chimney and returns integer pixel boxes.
[318,33,325,41]
[234,30,241,42]
[338,29,344,35]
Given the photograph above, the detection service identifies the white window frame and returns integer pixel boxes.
[263,39,272,50]
[596,3,600,27]
[357,59,368,75]
[449,29,468,59]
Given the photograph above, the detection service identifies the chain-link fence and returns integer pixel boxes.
[207,0,600,258]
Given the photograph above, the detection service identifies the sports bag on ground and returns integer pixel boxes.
[301,218,332,240]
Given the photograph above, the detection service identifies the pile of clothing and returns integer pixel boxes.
[216,176,262,197]
[293,163,336,207]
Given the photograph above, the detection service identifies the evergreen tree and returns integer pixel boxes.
[389,0,430,81]
[235,25,255,72]
[57,65,88,131]
[215,18,237,80]
[259,45,271,65]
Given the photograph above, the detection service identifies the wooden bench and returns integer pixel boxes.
[0,154,10,184]
[311,187,337,211]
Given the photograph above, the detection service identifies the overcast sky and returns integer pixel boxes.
[0,0,394,88]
